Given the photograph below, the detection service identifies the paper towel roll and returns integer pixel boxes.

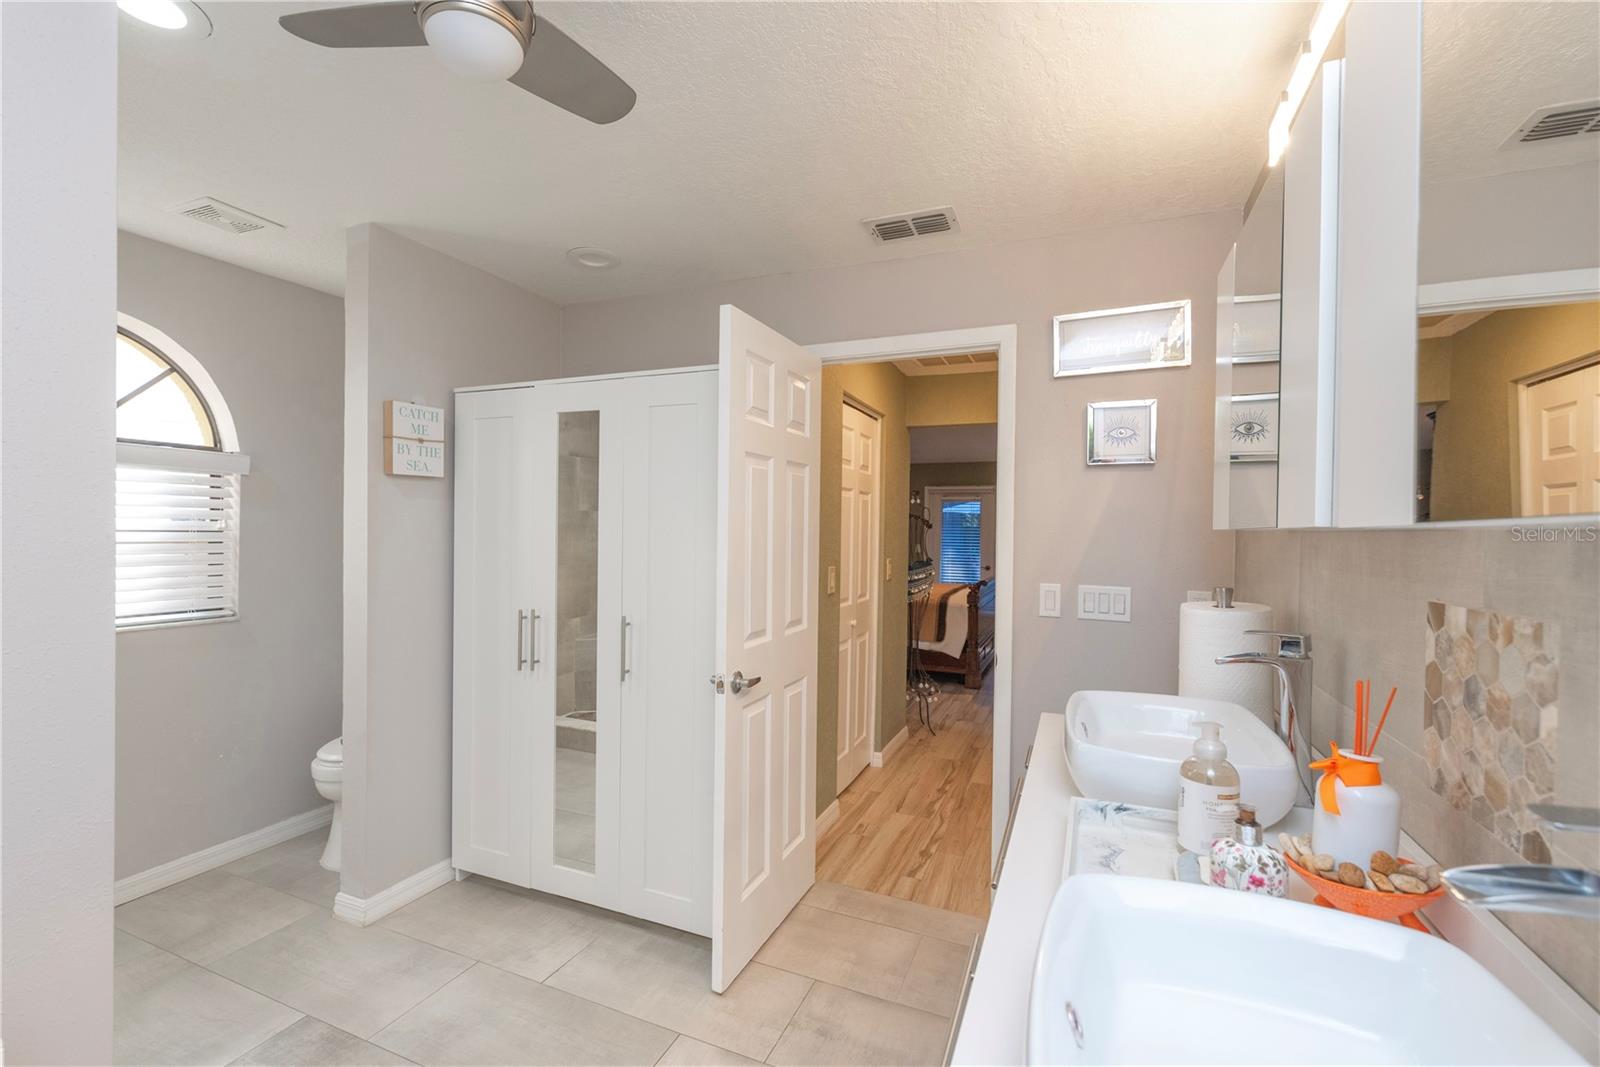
[1178,600,1274,723]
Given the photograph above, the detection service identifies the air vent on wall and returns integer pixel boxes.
[173,197,285,235]
[1505,101,1600,146]
[863,207,960,244]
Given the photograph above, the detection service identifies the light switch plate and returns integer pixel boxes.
[1039,583,1062,618]
[1078,584,1132,623]
[827,566,837,595]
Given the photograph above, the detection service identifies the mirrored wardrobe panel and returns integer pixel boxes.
[1416,1,1600,521]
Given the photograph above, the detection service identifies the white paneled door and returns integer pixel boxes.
[711,306,821,993]
[837,402,878,793]
[1521,362,1600,516]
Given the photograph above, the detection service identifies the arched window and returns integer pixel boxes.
[115,315,249,629]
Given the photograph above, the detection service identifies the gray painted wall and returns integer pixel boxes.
[1,3,118,1059]
[115,232,344,879]
[342,225,563,898]
[560,211,1240,793]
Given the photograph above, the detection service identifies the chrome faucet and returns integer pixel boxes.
[1442,805,1600,920]
[1215,630,1315,807]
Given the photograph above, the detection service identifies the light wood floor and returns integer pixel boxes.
[817,676,994,920]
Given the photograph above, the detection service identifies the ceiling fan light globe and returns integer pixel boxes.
[421,8,526,82]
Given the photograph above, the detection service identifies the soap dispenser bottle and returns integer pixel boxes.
[1210,804,1289,896]
[1177,721,1240,854]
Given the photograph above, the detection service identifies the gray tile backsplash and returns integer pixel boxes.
[1236,525,1600,1013]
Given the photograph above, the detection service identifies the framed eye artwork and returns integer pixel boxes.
[1086,398,1157,466]
[1228,392,1279,462]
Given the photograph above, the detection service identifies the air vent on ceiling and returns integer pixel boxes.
[173,197,285,236]
[1506,101,1600,146]
[863,207,960,244]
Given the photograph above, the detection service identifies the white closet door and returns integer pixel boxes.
[618,370,717,935]
[526,379,625,911]
[1521,363,1600,516]
[452,388,535,884]
[837,402,878,793]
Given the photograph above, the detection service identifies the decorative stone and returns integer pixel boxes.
[1425,661,1442,702]
[1525,741,1555,795]
[1423,727,1441,771]
[1432,699,1450,740]
[1463,749,1486,796]
[1310,853,1335,872]
[1390,873,1429,894]
[1453,633,1477,677]
[1482,766,1510,812]
[1498,645,1525,695]
[1511,692,1541,743]
[1521,831,1552,865]
[1370,870,1395,893]
[1463,674,1485,719]
[1427,601,1445,632]
[1338,862,1365,887]
[1485,682,1511,729]
[1444,670,1466,712]
[1497,729,1524,780]
[1434,628,1455,669]
[1370,850,1399,875]
[1467,608,1489,641]
[1525,655,1558,706]
[1475,642,1500,686]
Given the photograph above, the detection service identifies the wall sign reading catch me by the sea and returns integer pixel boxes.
[384,400,446,478]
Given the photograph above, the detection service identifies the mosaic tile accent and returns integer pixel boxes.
[1423,602,1559,863]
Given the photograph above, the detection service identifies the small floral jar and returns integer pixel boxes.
[1210,804,1288,897]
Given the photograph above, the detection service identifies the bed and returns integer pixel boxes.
[911,579,995,689]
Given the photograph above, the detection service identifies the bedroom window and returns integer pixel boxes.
[115,319,250,630]
[938,499,983,582]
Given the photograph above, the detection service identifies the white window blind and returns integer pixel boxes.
[938,499,983,582]
[116,443,249,628]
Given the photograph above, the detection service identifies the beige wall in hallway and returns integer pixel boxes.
[818,364,911,812]
[912,463,999,497]
[560,212,1240,796]
[1426,302,1600,521]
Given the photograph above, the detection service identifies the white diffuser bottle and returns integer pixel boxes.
[1310,749,1400,868]
[1177,721,1241,854]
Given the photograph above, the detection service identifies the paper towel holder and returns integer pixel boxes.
[1213,586,1234,608]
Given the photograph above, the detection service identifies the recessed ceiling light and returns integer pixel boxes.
[566,247,620,270]
[117,0,213,38]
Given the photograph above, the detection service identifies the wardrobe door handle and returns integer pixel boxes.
[528,610,541,669]
[620,616,632,682]
[517,609,528,671]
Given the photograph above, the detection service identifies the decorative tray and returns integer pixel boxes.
[1061,796,1205,884]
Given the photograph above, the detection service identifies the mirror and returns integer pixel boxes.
[1416,1,1600,521]
[1230,167,1284,529]
[1215,165,1285,529]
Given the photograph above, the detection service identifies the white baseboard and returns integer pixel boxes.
[333,859,453,927]
[871,725,908,768]
[115,804,333,906]
[816,799,841,836]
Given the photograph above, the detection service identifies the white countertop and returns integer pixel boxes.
[950,712,1600,1066]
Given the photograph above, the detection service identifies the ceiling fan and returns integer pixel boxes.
[278,1,635,124]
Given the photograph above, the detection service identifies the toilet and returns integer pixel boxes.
[310,737,343,872]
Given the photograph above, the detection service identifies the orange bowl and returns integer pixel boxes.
[1284,852,1445,927]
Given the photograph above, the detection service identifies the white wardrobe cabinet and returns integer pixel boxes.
[452,368,716,936]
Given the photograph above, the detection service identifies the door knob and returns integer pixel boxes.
[710,671,762,695]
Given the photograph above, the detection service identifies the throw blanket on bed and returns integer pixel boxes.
[920,582,968,643]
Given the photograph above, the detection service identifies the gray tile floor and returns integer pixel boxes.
[115,830,978,1066]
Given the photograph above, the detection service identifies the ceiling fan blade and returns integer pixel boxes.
[509,11,636,124]
[279,2,426,48]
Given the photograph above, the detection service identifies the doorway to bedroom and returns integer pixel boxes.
[812,344,1002,920]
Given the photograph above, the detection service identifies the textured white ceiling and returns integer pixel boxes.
[1422,1,1600,184]
[118,2,1314,302]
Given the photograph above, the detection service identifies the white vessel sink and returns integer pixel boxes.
[1064,690,1298,826]
[1028,877,1581,1065]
